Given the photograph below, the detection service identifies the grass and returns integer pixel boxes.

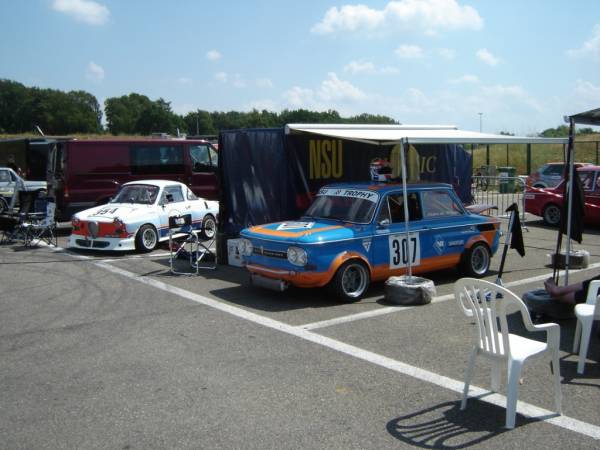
[471,134,600,175]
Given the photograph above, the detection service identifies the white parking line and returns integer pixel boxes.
[89,258,600,440]
[301,263,600,331]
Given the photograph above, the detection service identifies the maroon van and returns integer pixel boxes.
[47,139,218,220]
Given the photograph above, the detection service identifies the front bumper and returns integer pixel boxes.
[67,234,136,251]
[245,263,333,288]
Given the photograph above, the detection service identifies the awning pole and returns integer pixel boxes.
[565,118,576,285]
[399,140,412,279]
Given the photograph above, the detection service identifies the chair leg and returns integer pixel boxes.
[577,319,593,375]
[573,320,581,353]
[505,359,523,429]
[491,360,501,392]
[551,352,562,414]
[461,348,477,410]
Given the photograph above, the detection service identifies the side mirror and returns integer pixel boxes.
[378,218,390,227]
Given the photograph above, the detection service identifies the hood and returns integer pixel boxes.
[76,203,151,222]
[241,220,360,244]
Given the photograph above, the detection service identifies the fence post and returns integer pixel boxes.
[596,141,599,165]
[486,144,490,166]
[526,143,531,174]
[506,144,509,166]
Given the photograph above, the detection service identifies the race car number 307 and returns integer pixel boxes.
[388,233,421,268]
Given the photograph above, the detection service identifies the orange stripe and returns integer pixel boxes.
[249,224,343,238]
[370,254,461,281]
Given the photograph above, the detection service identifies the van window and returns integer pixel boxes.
[189,144,218,172]
[130,145,184,174]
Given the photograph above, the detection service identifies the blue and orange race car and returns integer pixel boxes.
[238,182,501,301]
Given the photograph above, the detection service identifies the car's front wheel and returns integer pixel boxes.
[542,203,561,226]
[330,260,370,302]
[135,224,158,252]
[460,242,491,278]
[200,214,216,240]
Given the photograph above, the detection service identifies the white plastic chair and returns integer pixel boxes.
[572,280,600,374]
[455,278,562,429]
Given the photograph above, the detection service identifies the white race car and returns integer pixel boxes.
[68,180,218,252]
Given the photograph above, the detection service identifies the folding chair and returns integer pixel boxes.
[21,197,57,247]
[168,214,216,275]
[455,278,562,429]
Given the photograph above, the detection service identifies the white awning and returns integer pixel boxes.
[285,123,568,146]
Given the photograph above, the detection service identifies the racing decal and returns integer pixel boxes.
[276,221,315,231]
[94,207,120,216]
[317,187,379,203]
[362,238,372,252]
[389,232,421,269]
[447,239,465,247]
[433,235,445,255]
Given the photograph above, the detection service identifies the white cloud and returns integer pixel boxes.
[438,48,456,60]
[449,74,479,84]
[320,72,367,102]
[85,61,104,82]
[283,86,317,108]
[177,77,192,85]
[480,84,542,112]
[232,74,246,89]
[311,0,483,35]
[573,80,600,108]
[214,72,227,83]
[256,78,273,88]
[567,24,600,59]
[344,60,400,75]
[206,50,222,61]
[52,0,109,25]
[477,48,500,66]
[395,44,423,59]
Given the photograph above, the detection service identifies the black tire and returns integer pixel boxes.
[200,214,216,240]
[0,197,8,214]
[542,203,561,226]
[135,224,158,252]
[460,242,491,278]
[330,260,370,302]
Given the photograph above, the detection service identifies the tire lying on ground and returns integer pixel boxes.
[522,288,575,320]
[384,275,436,306]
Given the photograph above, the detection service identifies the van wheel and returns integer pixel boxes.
[460,242,491,277]
[542,204,561,226]
[330,260,370,302]
[200,214,216,240]
[135,224,158,252]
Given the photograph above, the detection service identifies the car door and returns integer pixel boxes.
[586,170,600,223]
[371,191,423,276]
[187,143,218,200]
[159,185,191,237]
[418,189,473,269]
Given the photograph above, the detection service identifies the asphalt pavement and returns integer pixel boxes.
[1,216,599,449]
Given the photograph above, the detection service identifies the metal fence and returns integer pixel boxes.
[470,175,527,223]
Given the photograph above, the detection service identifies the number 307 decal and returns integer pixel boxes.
[388,233,421,269]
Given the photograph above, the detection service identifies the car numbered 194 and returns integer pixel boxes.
[68,180,218,252]
[238,182,501,301]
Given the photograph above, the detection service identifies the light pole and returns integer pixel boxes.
[478,112,483,132]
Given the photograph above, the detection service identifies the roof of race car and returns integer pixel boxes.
[319,181,453,194]
[121,179,187,188]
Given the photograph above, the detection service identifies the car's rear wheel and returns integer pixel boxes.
[135,224,158,252]
[542,203,561,226]
[200,214,216,240]
[460,242,491,278]
[330,260,370,302]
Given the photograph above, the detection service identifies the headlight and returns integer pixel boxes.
[238,238,253,257]
[287,246,307,266]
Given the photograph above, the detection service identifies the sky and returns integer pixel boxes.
[1,0,599,135]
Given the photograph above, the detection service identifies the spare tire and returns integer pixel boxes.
[384,276,436,306]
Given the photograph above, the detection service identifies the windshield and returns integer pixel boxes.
[304,188,379,224]
[112,184,159,205]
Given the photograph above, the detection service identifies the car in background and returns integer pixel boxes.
[0,167,47,213]
[238,182,501,301]
[526,162,591,188]
[68,180,218,252]
[524,165,600,226]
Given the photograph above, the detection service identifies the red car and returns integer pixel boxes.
[524,165,600,226]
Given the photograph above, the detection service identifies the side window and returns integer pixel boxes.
[162,186,185,203]
[0,170,10,182]
[421,190,462,218]
[189,145,215,172]
[385,192,422,223]
[130,145,184,174]
[186,187,198,200]
[544,165,563,176]
[579,171,594,191]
